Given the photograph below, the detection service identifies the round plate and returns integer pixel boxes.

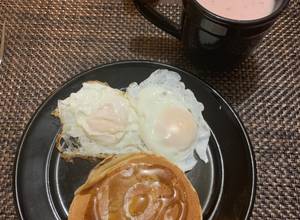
[14,61,256,220]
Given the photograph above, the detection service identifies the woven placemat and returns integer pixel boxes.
[0,0,299,219]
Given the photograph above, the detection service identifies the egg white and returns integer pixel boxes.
[57,81,145,156]
[127,69,211,171]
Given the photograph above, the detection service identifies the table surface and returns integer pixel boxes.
[0,0,299,219]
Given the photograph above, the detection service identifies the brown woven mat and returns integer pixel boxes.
[0,0,299,219]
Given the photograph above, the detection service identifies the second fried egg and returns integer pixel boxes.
[127,69,211,171]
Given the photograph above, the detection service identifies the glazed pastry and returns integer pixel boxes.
[68,153,202,220]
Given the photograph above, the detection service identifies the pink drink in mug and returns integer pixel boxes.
[135,0,289,70]
[197,0,276,20]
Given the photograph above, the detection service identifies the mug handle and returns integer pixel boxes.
[134,0,182,39]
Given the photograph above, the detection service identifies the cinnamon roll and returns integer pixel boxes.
[68,153,202,220]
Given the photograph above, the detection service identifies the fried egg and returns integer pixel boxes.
[127,69,210,171]
[57,81,145,157]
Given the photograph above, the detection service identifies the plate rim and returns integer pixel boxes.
[13,60,257,220]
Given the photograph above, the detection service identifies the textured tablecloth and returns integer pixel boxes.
[0,0,299,219]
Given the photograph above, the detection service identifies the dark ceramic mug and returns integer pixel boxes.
[134,0,290,69]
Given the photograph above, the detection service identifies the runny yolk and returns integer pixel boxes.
[155,106,197,150]
[82,101,128,145]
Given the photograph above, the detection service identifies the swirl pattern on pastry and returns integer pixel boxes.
[68,153,202,220]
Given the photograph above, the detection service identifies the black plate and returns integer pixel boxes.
[14,61,256,220]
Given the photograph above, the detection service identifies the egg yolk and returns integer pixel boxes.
[154,106,197,150]
[82,101,128,145]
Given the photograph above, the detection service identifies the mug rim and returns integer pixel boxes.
[191,0,290,26]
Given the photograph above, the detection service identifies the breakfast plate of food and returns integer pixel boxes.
[14,61,256,220]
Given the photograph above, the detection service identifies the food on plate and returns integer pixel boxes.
[68,153,202,220]
[127,69,210,171]
[55,69,210,171]
[54,81,145,159]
